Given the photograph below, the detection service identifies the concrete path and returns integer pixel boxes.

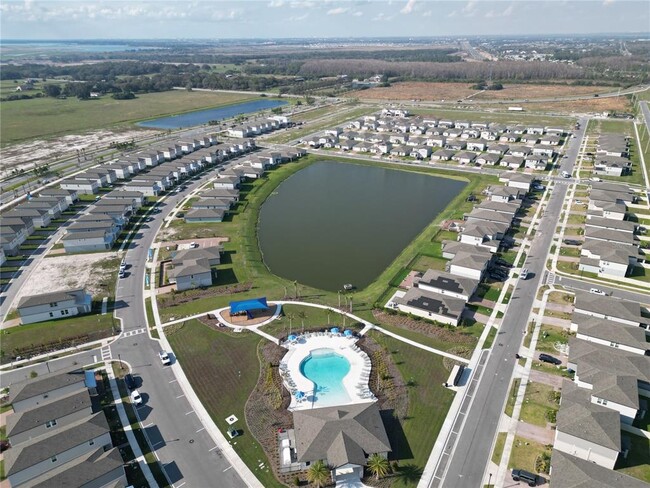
[543,302,573,313]
[540,316,571,329]
[515,421,554,445]
[528,369,564,389]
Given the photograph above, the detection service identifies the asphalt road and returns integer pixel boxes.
[436,118,588,487]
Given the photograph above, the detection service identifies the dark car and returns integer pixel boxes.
[512,468,539,486]
[538,353,562,365]
[124,374,136,390]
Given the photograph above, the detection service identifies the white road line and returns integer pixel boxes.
[174,482,186,488]
[185,410,195,416]
[196,427,205,433]
[144,423,153,428]
[223,466,232,472]
[176,394,185,399]
[208,446,219,452]
[169,379,177,383]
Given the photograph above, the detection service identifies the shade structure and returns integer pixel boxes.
[295,390,305,399]
[288,334,298,341]
[229,297,268,318]
[330,327,340,334]
[343,329,353,337]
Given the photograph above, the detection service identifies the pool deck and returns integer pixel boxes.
[279,334,375,411]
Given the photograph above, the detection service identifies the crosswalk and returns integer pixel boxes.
[545,272,556,285]
[122,328,147,338]
[100,345,112,361]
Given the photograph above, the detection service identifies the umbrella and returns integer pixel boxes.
[343,329,353,337]
[295,391,305,399]
[330,327,340,334]
[288,334,297,341]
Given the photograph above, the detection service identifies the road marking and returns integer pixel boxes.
[100,345,112,361]
[122,328,147,337]
[176,394,185,399]
[144,423,153,428]
[196,427,205,433]
[185,410,195,416]
[174,483,186,488]
[169,379,177,383]
[223,466,232,472]
[209,446,219,452]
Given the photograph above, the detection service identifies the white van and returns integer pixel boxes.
[561,171,570,178]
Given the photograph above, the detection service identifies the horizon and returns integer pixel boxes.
[1,0,649,40]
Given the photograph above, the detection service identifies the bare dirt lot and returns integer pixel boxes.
[351,81,615,103]
[13,252,119,305]
[0,128,157,176]
[525,96,632,114]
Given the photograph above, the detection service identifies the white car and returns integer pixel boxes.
[130,390,143,406]
[589,288,608,296]
[159,350,171,365]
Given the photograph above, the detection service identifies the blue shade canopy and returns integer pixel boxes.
[344,329,353,336]
[229,297,268,314]
[295,391,305,399]
[330,327,340,333]
[288,334,298,341]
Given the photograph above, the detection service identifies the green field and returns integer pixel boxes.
[410,107,575,128]
[0,90,257,145]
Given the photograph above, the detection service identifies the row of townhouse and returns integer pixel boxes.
[310,129,558,169]
[392,173,534,326]
[593,132,632,177]
[347,111,567,138]
[548,293,649,487]
[4,367,126,488]
[1,189,79,257]
[167,246,222,291]
[226,114,292,138]
[578,182,643,278]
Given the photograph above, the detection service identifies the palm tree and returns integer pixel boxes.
[307,460,329,488]
[298,311,307,333]
[286,312,295,335]
[367,454,390,480]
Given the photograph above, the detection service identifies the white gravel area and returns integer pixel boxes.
[14,252,119,302]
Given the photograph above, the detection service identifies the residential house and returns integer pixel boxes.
[458,221,508,253]
[200,188,239,202]
[184,208,225,223]
[103,190,145,208]
[9,368,88,413]
[446,247,492,280]
[475,153,500,166]
[431,149,455,162]
[500,155,524,169]
[487,143,509,155]
[540,134,561,146]
[213,176,240,190]
[550,450,648,488]
[524,155,548,170]
[168,257,213,291]
[445,140,467,151]
[597,133,629,158]
[5,208,51,228]
[62,229,115,254]
[572,292,644,328]
[466,139,489,152]
[410,146,432,159]
[508,146,531,158]
[554,380,621,470]
[415,269,479,301]
[476,200,521,218]
[192,198,232,211]
[395,287,466,326]
[38,188,78,206]
[16,288,92,325]
[571,314,647,356]
[578,238,640,278]
[593,156,632,177]
[487,185,522,203]
[500,172,533,192]
[123,180,161,197]
[1,225,29,256]
[532,146,555,157]
[453,151,477,165]
[60,178,99,195]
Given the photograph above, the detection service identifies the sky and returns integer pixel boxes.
[1,0,649,40]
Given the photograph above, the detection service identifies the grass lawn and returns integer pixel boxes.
[536,325,570,353]
[616,433,650,483]
[411,254,447,272]
[508,436,551,474]
[491,432,507,465]
[519,382,559,428]
[367,330,455,487]
[0,312,116,362]
[1,90,257,145]
[505,378,521,417]
[483,326,498,349]
[409,107,574,127]
[629,266,650,283]
[559,246,581,258]
[166,320,283,488]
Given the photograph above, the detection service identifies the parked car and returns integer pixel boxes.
[118,269,126,279]
[189,242,198,249]
[159,350,171,365]
[538,353,561,365]
[564,239,581,246]
[561,171,570,178]
[130,390,143,406]
[589,288,608,296]
[520,268,529,280]
[511,468,539,487]
[124,374,136,390]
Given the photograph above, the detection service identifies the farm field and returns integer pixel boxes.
[352,81,615,103]
[0,90,256,145]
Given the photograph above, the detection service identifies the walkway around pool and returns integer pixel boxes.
[280,333,376,411]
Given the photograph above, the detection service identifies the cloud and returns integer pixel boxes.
[353,10,363,17]
[327,6,349,15]
[268,0,285,7]
[288,12,309,21]
[422,10,431,17]
[400,0,416,14]
[603,0,616,5]
[485,3,514,18]
[372,12,393,22]
[461,0,478,16]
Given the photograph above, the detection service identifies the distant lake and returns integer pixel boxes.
[258,161,466,292]
[137,99,287,129]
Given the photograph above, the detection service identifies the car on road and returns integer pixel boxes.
[124,374,136,390]
[159,350,171,365]
[189,242,198,249]
[589,288,608,296]
[118,269,126,279]
[511,469,539,487]
[538,353,561,365]
[590,176,602,182]
[520,268,529,280]
[561,171,571,178]
[130,390,143,406]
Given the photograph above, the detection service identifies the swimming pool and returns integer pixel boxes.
[300,348,352,406]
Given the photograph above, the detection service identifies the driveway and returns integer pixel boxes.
[515,421,555,445]
[528,369,564,389]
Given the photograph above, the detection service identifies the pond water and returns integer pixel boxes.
[258,161,466,292]
[137,99,287,129]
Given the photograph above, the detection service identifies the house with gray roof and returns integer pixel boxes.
[414,269,479,301]
[579,238,640,278]
[550,449,648,488]
[123,180,161,197]
[19,199,62,219]
[431,149,455,161]
[7,389,94,445]
[594,156,632,177]
[4,412,112,487]
[103,190,145,208]
[584,216,637,234]
[571,314,648,356]
[17,288,91,325]
[184,208,225,223]
[168,257,213,291]
[1,224,28,256]
[26,446,126,488]
[192,198,233,211]
[487,185,522,203]
[573,292,644,328]
[37,188,78,205]
[499,172,534,191]
[172,246,221,266]
[447,249,492,281]
[293,402,390,483]
[62,229,115,254]
[500,155,524,169]
[9,368,88,413]
[465,208,513,226]
[476,200,521,217]
[5,208,51,229]
[584,226,637,247]
[475,153,500,166]
[458,220,508,253]
[554,380,621,469]
[395,287,466,326]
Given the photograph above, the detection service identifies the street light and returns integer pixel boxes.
[488,473,492,488]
